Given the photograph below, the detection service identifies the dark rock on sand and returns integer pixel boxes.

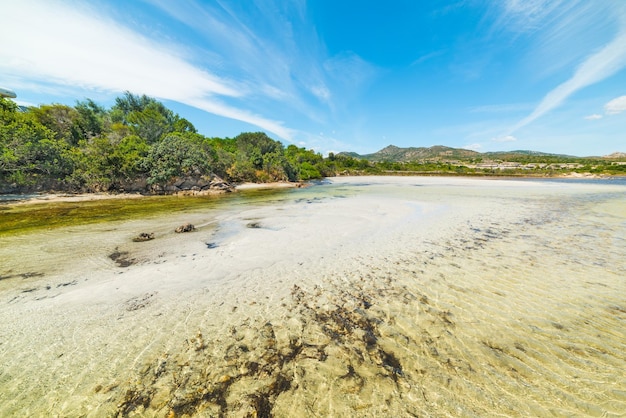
[132,232,155,242]
[175,223,196,233]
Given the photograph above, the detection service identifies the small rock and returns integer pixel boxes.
[175,223,196,233]
[132,232,155,242]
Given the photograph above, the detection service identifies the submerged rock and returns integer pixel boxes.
[108,249,136,267]
[175,223,196,233]
[132,232,155,242]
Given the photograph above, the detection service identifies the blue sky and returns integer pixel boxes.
[1,0,625,156]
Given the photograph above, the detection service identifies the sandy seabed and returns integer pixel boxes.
[0,176,625,417]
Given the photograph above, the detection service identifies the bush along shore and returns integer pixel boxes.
[2,93,625,195]
[0,93,332,195]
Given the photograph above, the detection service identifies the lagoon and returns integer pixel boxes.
[0,176,625,416]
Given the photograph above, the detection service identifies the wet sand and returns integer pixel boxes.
[1,181,299,207]
[234,181,303,190]
[2,192,149,205]
[0,176,624,416]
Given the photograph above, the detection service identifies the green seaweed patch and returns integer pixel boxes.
[0,195,224,237]
[0,188,303,238]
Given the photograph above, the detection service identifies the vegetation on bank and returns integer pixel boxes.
[1,93,624,194]
[333,159,626,177]
[0,93,334,193]
[336,146,626,177]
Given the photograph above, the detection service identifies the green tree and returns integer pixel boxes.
[284,145,327,180]
[126,101,174,143]
[68,136,116,191]
[73,99,107,142]
[227,158,257,182]
[173,117,197,133]
[30,104,79,144]
[299,161,321,180]
[111,135,150,181]
[1,99,71,187]
[234,132,286,181]
[143,133,213,186]
[111,92,178,143]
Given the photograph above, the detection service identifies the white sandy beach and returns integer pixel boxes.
[0,176,625,416]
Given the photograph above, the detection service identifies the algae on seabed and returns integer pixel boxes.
[0,189,296,237]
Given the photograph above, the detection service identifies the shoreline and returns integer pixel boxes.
[0,181,305,206]
[235,181,305,190]
[352,170,616,179]
[2,173,623,207]
[0,171,626,207]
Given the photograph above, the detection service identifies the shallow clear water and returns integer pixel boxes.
[0,177,624,417]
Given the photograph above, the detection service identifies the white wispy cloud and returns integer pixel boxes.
[584,114,603,120]
[144,0,378,141]
[604,95,626,115]
[145,0,337,123]
[410,50,446,66]
[323,52,378,90]
[309,85,331,102]
[492,135,518,142]
[145,0,382,151]
[489,0,626,135]
[463,143,483,151]
[0,0,295,139]
[494,0,569,33]
[509,28,626,133]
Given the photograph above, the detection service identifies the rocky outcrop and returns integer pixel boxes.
[1,174,234,197]
[0,179,66,194]
[118,177,149,193]
[148,175,233,195]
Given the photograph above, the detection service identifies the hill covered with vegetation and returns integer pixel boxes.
[338,145,480,161]
[338,145,626,176]
[340,145,589,162]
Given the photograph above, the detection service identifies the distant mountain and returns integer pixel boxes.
[337,145,480,162]
[337,145,626,162]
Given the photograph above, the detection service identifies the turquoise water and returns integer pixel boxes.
[0,177,624,416]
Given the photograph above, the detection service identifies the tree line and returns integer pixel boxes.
[2,92,623,194]
[0,93,339,193]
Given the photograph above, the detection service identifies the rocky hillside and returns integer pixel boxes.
[338,145,480,162]
[338,145,626,162]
